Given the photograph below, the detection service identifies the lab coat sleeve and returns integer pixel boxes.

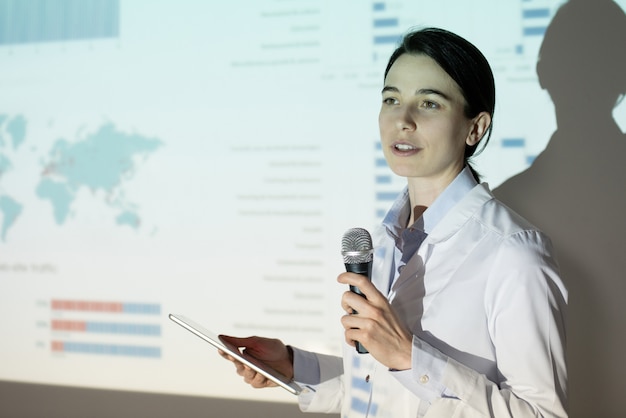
[292,349,345,414]
[394,230,568,417]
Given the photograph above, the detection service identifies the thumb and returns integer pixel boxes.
[219,335,251,346]
[218,335,256,353]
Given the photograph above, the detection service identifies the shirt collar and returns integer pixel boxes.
[382,166,478,239]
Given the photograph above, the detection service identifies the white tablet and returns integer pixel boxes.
[169,313,302,395]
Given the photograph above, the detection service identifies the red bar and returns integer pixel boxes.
[51,320,87,332]
[51,299,124,313]
[51,341,64,352]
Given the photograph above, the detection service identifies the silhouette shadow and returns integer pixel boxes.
[493,1,626,416]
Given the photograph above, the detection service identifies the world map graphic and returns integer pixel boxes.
[0,115,162,242]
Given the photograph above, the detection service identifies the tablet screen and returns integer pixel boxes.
[169,313,302,395]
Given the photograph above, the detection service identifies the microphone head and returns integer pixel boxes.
[341,228,373,264]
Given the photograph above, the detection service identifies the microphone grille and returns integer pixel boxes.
[341,228,373,264]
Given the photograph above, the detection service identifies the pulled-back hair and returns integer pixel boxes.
[384,27,496,181]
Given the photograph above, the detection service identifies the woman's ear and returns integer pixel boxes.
[466,111,492,146]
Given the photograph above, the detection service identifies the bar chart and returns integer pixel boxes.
[47,299,162,359]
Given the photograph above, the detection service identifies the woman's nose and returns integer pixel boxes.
[396,106,417,131]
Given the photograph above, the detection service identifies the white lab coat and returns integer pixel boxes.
[297,183,568,417]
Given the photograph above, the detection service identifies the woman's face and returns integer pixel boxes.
[379,53,479,184]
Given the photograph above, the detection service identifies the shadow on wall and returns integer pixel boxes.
[493,0,626,416]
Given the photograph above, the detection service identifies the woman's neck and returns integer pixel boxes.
[405,170,460,226]
[407,205,428,227]
[406,182,442,227]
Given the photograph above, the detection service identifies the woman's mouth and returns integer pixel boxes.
[392,142,420,155]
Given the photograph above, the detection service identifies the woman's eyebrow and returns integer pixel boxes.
[381,85,451,101]
[381,85,400,94]
[416,88,451,101]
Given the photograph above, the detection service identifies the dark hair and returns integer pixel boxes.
[384,27,496,181]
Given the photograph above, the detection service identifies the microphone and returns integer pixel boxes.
[341,227,373,354]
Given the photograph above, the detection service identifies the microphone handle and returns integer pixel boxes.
[345,261,372,354]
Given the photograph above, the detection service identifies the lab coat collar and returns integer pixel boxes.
[389,183,494,296]
[424,183,494,245]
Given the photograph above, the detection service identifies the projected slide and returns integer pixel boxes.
[1,0,625,404]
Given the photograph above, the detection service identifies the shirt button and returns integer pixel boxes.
[365,375,370,383]
[419,375,429,384]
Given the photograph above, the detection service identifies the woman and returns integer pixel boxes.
[220,27,568,418]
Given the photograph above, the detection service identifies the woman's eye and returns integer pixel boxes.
[422,100,439,109]
[382,97,398,105]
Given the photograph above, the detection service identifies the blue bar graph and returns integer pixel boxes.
[523,8,550,18]
[52,299,161,315]
[52,319,161,336]
[373,18,398,28]
[521,2,552,39]
[375,175,392,184]
[58,341,161,358]
[523,26,547,36]
[374,140,402,219]
[375,158,388,167]
[123,302,161,315]
[376,191,399,201]
[0,0,120,46]
[351,375,371,392]
[373,2,385,12]
[502,138,526,148]
[86,322,161,336]
[373,34,402,45]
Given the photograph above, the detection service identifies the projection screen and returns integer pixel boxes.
[1,0,625,406]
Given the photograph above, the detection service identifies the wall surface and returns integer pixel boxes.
[494,1,626,417]
[0,380,327,418]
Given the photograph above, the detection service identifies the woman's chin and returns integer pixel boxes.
[388,165,420,178]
